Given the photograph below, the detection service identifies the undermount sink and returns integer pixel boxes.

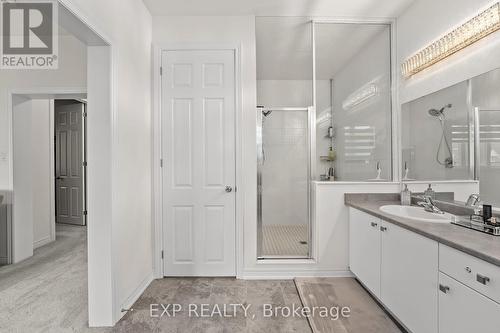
[379,205,454,223]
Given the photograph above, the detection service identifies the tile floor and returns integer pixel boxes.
[115,278,312,333]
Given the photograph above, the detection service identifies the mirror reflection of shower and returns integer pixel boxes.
[428,104,454,168]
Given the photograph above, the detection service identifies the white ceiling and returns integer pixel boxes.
[142,0,414,17]
[256,18,389,80]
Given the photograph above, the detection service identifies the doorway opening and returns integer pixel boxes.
[1,1,115,328]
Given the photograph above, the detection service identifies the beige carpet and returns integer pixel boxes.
[295,278,402,333]
[262,225,308,257]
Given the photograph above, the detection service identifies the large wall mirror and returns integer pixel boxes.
[401,68,500,207]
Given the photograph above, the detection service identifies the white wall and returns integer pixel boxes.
[257,80,313,107]
[12,97,34,263]
[61,0,153,324]
[30,100,54,249]
[12,99,55,263]
[0,35,87,190]
[398,0,500,103]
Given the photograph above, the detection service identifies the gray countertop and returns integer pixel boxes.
[345,193,500,267]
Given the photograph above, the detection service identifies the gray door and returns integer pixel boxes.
[55,100,86,226]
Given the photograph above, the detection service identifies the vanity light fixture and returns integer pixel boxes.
[402,2,500,78]
[342,83,378,111]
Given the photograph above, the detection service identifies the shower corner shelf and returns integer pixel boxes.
[320,156,336,162]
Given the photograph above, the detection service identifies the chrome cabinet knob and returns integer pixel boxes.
[225,186,233,193]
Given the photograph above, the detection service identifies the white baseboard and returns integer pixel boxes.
[33,236,53,249]
[115,272,154,324]
[240,270,354,280]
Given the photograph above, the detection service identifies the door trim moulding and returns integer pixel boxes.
[152,43,243,279]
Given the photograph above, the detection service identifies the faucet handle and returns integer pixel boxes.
[466,194,481,207]
[422,195,434,205]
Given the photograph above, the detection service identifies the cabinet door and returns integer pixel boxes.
[349,209,381,297]
[439,273,500,333]
[380,221,438,333]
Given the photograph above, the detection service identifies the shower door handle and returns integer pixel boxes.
[225,186,233,193]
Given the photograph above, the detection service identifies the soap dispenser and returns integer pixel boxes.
[401,184,411,206]
[424,184,436,200]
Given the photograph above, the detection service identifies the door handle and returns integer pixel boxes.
[477,274,490,285]
[380,226,387,232]
[56,176,65,180]
[370,222,378,228]
[225,186,233,193]
[439,284,450,294]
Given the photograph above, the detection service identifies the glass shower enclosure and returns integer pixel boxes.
[257,107,315,259]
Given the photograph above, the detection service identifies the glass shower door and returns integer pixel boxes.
[257,107,312,259]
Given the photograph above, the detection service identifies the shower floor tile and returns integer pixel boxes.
[262,225,309,257]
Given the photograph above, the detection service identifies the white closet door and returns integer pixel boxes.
[162,50,236,276]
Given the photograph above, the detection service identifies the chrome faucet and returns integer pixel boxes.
[466,194,482,216]
[418,195,445,214]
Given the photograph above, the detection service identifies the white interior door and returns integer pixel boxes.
[55,101,85,226]
[161,50,236,276]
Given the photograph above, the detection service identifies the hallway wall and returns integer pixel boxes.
[0,35,87,189]
[12,98,55,263]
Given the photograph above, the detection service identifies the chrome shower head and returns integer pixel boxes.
[428,108,443,117]
[428,104,452,120]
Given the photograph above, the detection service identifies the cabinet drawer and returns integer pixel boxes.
[439,273,500,333]
[439,245,500,304]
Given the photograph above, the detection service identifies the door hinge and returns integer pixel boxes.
[83,111,87,118]
[83,161,88,167]
[161,250,164,259]
[160,67,163,76]
[83,210,88,216]
[160,159,163,168]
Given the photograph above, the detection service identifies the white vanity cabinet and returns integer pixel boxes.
[349,208,438,333]
[349,207,500,333]
[438,245,500,333]
[380,221,438,333]
[349,209,381,297]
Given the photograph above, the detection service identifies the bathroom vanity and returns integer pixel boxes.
[346,194,500,333]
